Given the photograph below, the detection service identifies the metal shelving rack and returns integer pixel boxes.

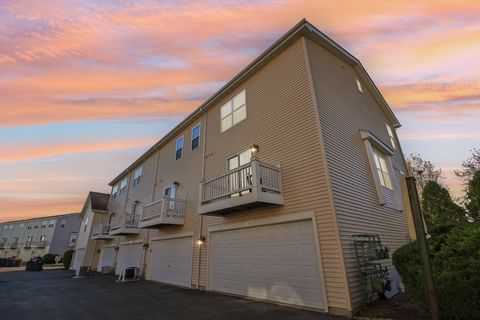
[352,234,391,308]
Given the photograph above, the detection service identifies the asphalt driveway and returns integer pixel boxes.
[0,269,344,320]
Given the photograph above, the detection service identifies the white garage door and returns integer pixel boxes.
[149,236,193,287]
[117,243,143,275]
[209,219,325,310]
[97,246,116,271]
[72,248,85,272]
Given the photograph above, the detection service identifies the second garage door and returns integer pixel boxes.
[149,236,193,287]
[209,219,326,310]
[117,243,143,275]
[97,246,117,271]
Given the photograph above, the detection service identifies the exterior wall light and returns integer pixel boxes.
[197,236,206,245]
[251,144,259,154]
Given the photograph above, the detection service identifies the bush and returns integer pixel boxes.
[43,253,59,264]
[62,249,74,270]
[393,223,480,319]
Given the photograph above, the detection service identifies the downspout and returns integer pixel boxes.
[197,107,207,289]
[141,147,160,278]
[116,169,131,266]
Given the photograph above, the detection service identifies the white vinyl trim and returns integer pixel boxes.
[150,232,194,242]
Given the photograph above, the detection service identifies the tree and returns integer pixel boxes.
[465,170,480,221]
[421,181,467,228]
[454,148,480,180]
[407,153,442,193]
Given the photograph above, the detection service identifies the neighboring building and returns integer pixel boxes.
[81,19,415,317]
[71,192,110,272]
[0,213,81,262]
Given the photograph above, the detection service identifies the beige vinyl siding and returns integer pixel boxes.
[305,38,410,311]
[200,37,349,311]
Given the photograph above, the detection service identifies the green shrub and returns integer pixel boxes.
[393,223,480,319]
[62,249,74,270]
[43,253,59,264]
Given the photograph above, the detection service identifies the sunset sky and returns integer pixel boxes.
[1,1,479,222]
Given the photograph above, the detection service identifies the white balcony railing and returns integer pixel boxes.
[139,197,185,228]
[109,214,140,235]
[199,159,283,215]
[92,224,114,240]
[33,240,48,248]
[10,239,19,249]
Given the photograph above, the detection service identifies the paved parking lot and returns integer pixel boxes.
[0,269,344,320]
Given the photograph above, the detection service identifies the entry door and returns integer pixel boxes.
[228,150,252,196]
[209,220,325,310]
[163,185,177,210]
[72,248,85,271]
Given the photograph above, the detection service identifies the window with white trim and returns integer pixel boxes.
[175,136,184,160]
[120,178,128,194]
[112,185,118,199]
[356,79,363,93]
[221,90,246,132]
[372,148,393,190]
[386,123,396,149]
[133,167,143,186]
[191,123,201,151]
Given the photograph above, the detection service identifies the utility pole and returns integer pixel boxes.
[406,177,440,320]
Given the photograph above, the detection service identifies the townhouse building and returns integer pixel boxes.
[80,19,415,317]
[71,192,110,272]
[0,213,81,262]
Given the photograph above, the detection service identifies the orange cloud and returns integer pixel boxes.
[0,139,153,163]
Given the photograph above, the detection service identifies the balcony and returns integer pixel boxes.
[109,214,140,235]
[92,224,114,240]
[139,197,186,228]
[24,242,32,249]
[0,241,6,249]
[34,240,48,248]
[199,159,284,215]
[10,240,19,249]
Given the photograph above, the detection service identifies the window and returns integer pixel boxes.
[175,136,184,160]
[221,90,246,132]
[25,236,32,246]
[120,178,128,194]
[49,220,55,227]
[372,148,393,189]
[60,220,66,228]
[84,217,89,232]
[191,123,201,151]
[133,167,143,186]
[34,225,39,229]
[112,185,119,199]
[163,185,177,210]
[41,221,47,228]
[386,123,396,149]
[40,235,46,242]
[228,149,252,170]
[356,79,363,93]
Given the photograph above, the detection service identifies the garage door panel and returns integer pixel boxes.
[149,236,193,288]
[98,247,116,271]
[210,220,325,310]
[117,243,143,275]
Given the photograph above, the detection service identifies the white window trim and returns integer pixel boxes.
[191,123,201,151]
[133,167,143,186]
[175,135,184,160]
[220,89,247,133]
[386,123,397,149]
[361,130,401,210]
[356,78,363,93]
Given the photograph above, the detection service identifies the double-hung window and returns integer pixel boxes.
[372,148,393,189]
[386,123,396,149]
[112,185,118,199]
[133,167,143,186]
[175,136,184,160]
[221,90,246,132]
[120,178,128,194]
[191,124,201,151]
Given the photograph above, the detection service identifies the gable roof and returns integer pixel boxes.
[108,19,400,186]
[79,191,110,216]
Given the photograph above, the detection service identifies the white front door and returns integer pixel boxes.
[116,243,143,275]
[209,219,326,310]
[72,248,85,272]
[149,236,193,287]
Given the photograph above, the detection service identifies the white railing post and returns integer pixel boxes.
[250,159,261,198]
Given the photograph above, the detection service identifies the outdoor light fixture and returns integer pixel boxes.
[251,144,259,154]
[173,181,180,186]
[197,236,206,245]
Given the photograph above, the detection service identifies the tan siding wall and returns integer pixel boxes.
[200,38,349,310]
[306,39,410,311]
